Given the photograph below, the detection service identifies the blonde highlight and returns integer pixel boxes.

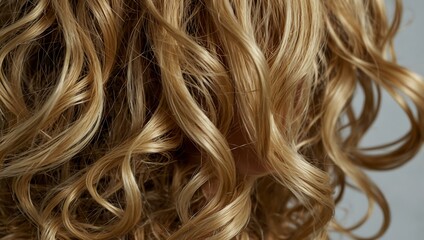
[0,0,423,239]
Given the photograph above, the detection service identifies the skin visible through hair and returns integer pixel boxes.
[0,0,423,239]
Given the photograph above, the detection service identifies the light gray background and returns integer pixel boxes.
[331,0,424,239]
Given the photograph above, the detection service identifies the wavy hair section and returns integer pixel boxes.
[0,0,423,239]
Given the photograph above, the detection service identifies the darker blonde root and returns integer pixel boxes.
[0,0,423,239]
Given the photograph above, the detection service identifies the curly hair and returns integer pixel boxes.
[0,0,423,239]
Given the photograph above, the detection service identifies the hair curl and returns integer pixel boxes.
[0,0,423,239]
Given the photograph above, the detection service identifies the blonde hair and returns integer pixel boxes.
[0,0,423,239]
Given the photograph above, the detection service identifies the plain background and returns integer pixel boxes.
[331,0,424,239]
